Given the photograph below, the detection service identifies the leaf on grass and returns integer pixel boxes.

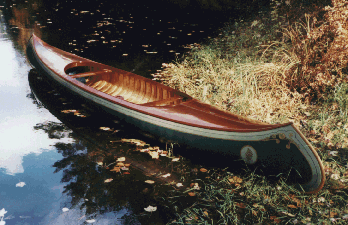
[203,211,209,217]
[188,192,195,196]
[281,211,295,217]
[270,216,281,223]
[235,202,246,208]
[330,211,338,218]
[287,204,297,209]
[228,176,243,184]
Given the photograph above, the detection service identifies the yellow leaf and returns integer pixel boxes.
[287,204,297,209]
[228,176,243,184]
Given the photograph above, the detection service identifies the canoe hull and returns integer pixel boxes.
[26,34,325,193]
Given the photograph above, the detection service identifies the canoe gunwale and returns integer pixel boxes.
[28,34,292,132]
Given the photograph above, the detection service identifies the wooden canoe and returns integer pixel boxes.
[26,34,325,193]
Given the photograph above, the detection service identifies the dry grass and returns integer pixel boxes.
[156,1,348,223]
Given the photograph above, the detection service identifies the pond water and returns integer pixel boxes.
[0,0,237,224]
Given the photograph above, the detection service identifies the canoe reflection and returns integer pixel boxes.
[28,69,192,224]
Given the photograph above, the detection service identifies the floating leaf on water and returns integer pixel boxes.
[162,173,171,178]
[0,208,7,217]
[149,151,159,159]
[176,183,183,187]
[144,205,157,212]
[145,180,155,184]
[86,219,96,223]
[200,168,207,172]
[99,127,111,131]
[104,178,113,183]
[16,182,26,187]
[62,208,69,212]
[117,157,126,162]
[110,166,120,172]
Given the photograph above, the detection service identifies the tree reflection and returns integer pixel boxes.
[28,70,174,224]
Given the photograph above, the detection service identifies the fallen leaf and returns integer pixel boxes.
[145,180,155,184]
[117,157,126,161]
[330,211,338,218]
[188,192,196,196]
[172,158,180,162]
[116,162,124,167]
[86,219,96,223]
[123,172,130,175]
[203,211,209,217]
[176,183,183,187]
[16,182,26,187]
[229,176,243,184]
[162,173,171,178]
[110,166,120,172]
[104,178,113,183]
[235,202,246,208]
[200,168,207,172]
[144,205,157,212]
[281,211,295,217]
[287,204,297,209]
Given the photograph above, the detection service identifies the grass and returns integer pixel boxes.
[153,0,348,223]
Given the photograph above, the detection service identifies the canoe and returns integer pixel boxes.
[26,34,325,193]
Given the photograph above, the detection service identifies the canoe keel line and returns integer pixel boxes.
[26,34,325,193]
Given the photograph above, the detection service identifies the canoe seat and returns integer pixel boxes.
[141,96,183,107]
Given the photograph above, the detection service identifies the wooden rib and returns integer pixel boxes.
[123,76,136,101]
[69,69,112,78]
[110,73,125,96]
[127,78,142,103]
[142,96,183,107]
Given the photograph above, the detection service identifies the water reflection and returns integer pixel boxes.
[28,70,184,224]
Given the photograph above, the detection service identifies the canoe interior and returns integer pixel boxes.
[64,62,190,106]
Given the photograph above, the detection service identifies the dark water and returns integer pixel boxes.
[0,0,237,224]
